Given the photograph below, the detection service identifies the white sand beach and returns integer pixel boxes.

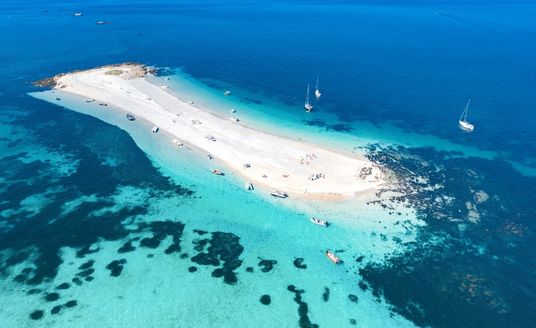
[49,64,383,201]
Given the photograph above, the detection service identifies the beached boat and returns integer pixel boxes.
[325,250,342,264]
[172,139,183,146]
[246,182,254,190]
[314,77,321,99]
[305,84,313,112]
[126,113,135,121]
[224,90,231,96]
[152,126,159,133]
[310,217,329,227]
[270,191,288,198]
[230,117,239,122]
[211,169,224,176]
[459,99,475,132]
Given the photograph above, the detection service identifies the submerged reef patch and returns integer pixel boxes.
[258,259,277,273]
[360,144,536,328]
[260,294,271,305]
[287,285,318,328]
[293,257,307,269]
[190,232,244,285]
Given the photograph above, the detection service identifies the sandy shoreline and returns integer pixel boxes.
[41,63,384,201]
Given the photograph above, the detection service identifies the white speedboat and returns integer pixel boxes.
[305,84,313,112]
[126,113,135,121]
[270,191,288,198]
[211,169,224,176]
[325,250,342,264]
[151,126,159,133]
[314,77,321,99]
[459,99,475,132]
[73,12,83,16]
[310,217,328,227]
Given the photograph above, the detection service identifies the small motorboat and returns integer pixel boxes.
[231,109,236,113]
[85,98,95,103]
[224,90,231,96]
[246,182,254,190]
[126,113,135,121]
[243,163,251,168]
[305,84,313,112]
[270,191,288,198]
[152,126,159,133]
[207,154,213,160]
[314,77,321,99]
[310,217,329,227]
[172,139,183,146]
[73,12,83,16]
[160,85,169,89]
[325,250,342,264]
[230,117,239,122]
[211,169,224,176]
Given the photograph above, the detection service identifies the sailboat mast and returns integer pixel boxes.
[464,99,471,121]
[460,99,471,122]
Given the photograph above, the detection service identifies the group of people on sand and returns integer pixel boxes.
[299,153,318,165]
[308,173,325,181]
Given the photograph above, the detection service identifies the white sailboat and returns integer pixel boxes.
[304,84,313,112]
[459,99,475,132]
[314,77,321,99]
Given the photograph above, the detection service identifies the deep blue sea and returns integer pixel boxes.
[1,1,535,327]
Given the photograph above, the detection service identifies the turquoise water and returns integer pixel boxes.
[1,1,536,327]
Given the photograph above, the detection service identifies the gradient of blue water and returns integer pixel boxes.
[2,0,536,169]
[2,1,536,327]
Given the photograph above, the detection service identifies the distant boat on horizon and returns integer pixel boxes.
[314,77,321,99]
[459,99,475,132]
[304,84,313,112]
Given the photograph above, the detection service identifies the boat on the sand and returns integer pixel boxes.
[270,191,288,198]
